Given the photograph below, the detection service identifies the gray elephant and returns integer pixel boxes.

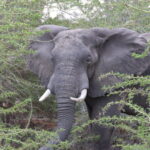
[27,25,150,150]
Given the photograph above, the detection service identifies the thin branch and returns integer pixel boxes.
[25,100,33,129]
[124,3,150,13]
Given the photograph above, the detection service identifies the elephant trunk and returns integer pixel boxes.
[47,63,89,141]
[56,96,75,141]
[52,64,88,141]
[54,73,77,141]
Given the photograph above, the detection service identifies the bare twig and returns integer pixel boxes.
[25,100,33,129]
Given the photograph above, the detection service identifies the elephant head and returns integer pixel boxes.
[28,25,150,149]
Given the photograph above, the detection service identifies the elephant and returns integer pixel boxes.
[27,25,150,150]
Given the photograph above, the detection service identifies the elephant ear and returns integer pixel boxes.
[89,28,150,97]
[28,25,68,87]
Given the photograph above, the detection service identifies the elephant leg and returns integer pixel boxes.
[85,95,122,150]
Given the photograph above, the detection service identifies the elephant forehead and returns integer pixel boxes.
[52,31,92,57]
[54,29,97,50]
[55,29,94,40]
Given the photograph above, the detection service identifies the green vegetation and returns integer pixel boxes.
[0,0,150,149]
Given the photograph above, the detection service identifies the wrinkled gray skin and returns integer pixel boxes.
[28,25,150,150]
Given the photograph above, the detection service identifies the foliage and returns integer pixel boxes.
[99,72,150,150]
[43,0,150,31]
[0,0,150,150]
[0,126,59,150]
[0,0,57,149]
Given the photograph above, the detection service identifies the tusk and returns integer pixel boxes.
[39,89,51,102]
[70,89,87,102]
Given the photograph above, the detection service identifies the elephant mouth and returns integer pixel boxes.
[39,88,87,102]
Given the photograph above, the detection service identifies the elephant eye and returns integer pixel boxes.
[51,52,56,62]
[51,53,55,59]
[86,55,92,64]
